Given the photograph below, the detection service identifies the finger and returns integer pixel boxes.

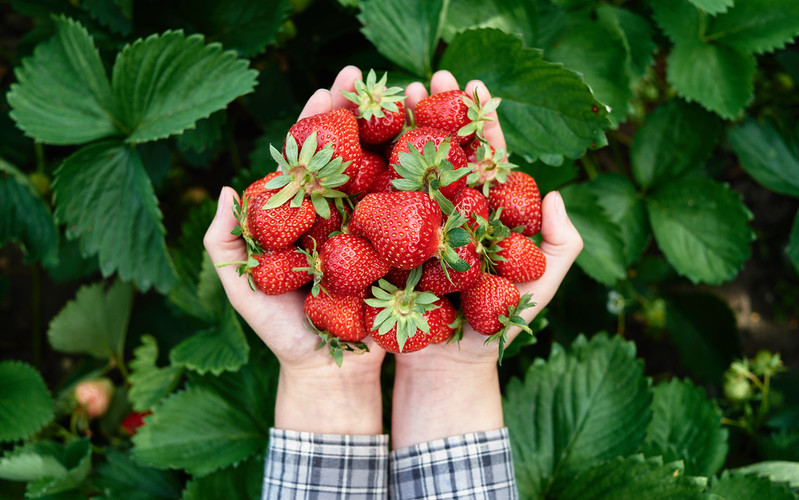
[298,89,333,120]
[330,65,363,110]
[404,81,428,114]
[517,191,583,324]
[464,79,507,154]
[430,70,459,94]
[204,186,251,297]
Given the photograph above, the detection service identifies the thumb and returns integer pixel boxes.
[204,187,249,294]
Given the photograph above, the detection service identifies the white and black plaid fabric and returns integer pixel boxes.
[262,429,390,499]
[262,427,517,499]
[389,428,518,500]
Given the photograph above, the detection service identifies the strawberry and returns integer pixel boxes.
[341,69,407,145]
[247,246,312,295]
[365,168,399,195]
[494,232,546,283]
[243,171,281,202]
[389,127,469,203]
[451,186,489,230]
[285,109,363,196]
[300,233,390,297]
[304,291,370,366]
[414,89,501,145]
[487,171,542,236]
[244,190,316,251]
[460,272,535,361]
[420,239,481,295]
[74,378,114,418]
[121,410,152,436]
[426,296,458,344]
[465,141,516,196]
[348,149,388,199]
[300,202,349,252]
[349,191,443,270]
[364,268,440,353]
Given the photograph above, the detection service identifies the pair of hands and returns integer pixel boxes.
[204,66,583,448]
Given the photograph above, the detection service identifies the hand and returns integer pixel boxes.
[204,66,386,435]
[391,70,584,448]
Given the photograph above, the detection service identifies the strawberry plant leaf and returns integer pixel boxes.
[169,306,250,375]
[545,17,631,127]
[707,0,799,55]
[641,378,729,477]
[441,0,538,48]
[706,471,797,500]
[176,110,226,155]
[94,449,183,499]
[586,174,648,267]
[25,438,92,497]
[729,118,799,198]
[182,457,264,500]
[441,28,611,165]
[128,335,184,412]
[46,280,133,360]
[664,292,742,383]
[82,0,132,35]
[6,15,120,145]
[689,0,733,15]
[596,6,657,81]
[631,100,722,189]
[0,361,54,443]
[132,386,267,476]
[733,461,799,491]
[53,141,177,293]
[0,157,58,266]
[555,455,705,500]
[651,0,701,44]
[112,31,257,144]
[0,442,67,482]
[503,334,652,499]
[561,184,627,285]
[646,177,754,284]
[358,0,448,79]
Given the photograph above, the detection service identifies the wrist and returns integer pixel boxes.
[275,365,383,435]
[390,359,503,449]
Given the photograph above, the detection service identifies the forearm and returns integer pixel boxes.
[391,361,503,449]
[275,366,384,435]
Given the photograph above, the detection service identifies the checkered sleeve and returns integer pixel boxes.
[389,428,518,500]
[262,428,390,500]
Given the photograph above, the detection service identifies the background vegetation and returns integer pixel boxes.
[1,0,798,498]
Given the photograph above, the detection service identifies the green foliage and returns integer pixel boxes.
[1,0,798,496]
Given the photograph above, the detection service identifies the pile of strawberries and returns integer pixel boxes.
[231,70,545,364]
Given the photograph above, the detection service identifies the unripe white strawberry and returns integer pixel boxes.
[74,378,114,418]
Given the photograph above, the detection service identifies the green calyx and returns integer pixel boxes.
[438,210,472,275]
[466,142,517,196]
[458,88,502,139]
[391,138,472,207]
[293,238,327,297]
[341,69,406,121]
[306,317,369,368]
[486,292,536,365]
[363,266,440,352]
[470,209,513,273]
[263,131,350,219]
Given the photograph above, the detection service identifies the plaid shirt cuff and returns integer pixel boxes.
[262,428,390,500]
[389,428,518,500]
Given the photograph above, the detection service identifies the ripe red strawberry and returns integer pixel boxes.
[414,89,501,145]
[364,268,440,353]
[494,233,546,283]
[488,171,542,236]
[341,69,406,145]
[451,186,489,229]
[305,292,368,342]
[287,108,363,195]
[389,127,469,202]
[248,246,312,295]
[300,202,349,252]
[348,149,388,199]
[243,171,281,202]
[305,291,370,366]
[460,272,534,361]
[426,296,458,344]
[121,410,152,436]
[309,233,390,297]
[365,169,399,195]
[420,240,481,295]
[349,191,443,270]
[245,190,316,251]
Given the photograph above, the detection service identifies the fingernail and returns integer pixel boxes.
[553,191,566,220]
[216,187,227,215]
